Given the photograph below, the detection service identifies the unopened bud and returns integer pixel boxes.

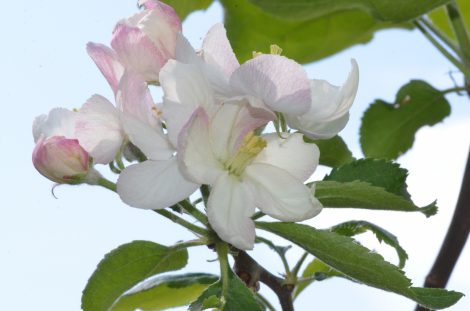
[32,136,90,184]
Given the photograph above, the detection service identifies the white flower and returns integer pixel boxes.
[285,60,359,139]
[178,103,322,250]
[115,71,199,210]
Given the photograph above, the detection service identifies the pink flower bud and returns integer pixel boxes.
[32,136,90,184]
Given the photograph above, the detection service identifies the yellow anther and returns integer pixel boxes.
[151,106,162,118]
[252,51,263,58]
[270,44,283,55]
[225,131,267,176]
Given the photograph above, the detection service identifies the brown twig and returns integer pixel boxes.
[234,250,295,311]
[415,147,470,310]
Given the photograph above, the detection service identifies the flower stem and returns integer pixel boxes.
[291,251,309,278]
[216,241,231,305]
[413,20,469,77]
[200,185,210,207]
[441,86,467,94]
[153,209,208,236]
[417,17,460,55]
[96,177,117,192]
[446,1,470,77]
[178,200,208,225]
[173,238,209,250]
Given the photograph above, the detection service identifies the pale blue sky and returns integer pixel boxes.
[1,0,469,310]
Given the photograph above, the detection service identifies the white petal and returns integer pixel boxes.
[75,95,123,164]
[286,59,359,139]
[117,158,198,210]
[207,172,256,250]
[117,71,160,129]
[201,23,239,77]
[253,133,319,181]
[245,163,322,221]
[160,60,218,144]
[178,108,224,184]
[230,54,310,115]
[209,101,273,160]
[33,108,76,142]
[160,60,216,112]
[121,114,174,161]
[175,33,199,64]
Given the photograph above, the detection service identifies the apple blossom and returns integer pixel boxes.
[285,59,360,139]
[87,0,181,88]
[32,108,98,184]
[171,24,312,116]
[178,103,322,250]
[32,136,91,184]
[115,71,199,210]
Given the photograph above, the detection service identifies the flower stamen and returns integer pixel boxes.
[225,131,266,176]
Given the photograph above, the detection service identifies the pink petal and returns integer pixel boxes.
[230,55,311,115]
[207,172,256,250]
[86,42,124,95]
[111,23,166,82]
[117,71,160,129]
[139,3,181,58]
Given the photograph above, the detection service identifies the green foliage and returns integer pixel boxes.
[331,220,408,268]
[257,222,463,309]
[189,269,262,311]
[360,80,451,159]
[160,0,213,20]
[304,135,354,167]
[315,180,437,216]
[248,0,451,22]
[428,0,470,41]
[294,259,343,298]
[220,0,398,64]
[324,158,410,198]
[81,241,188,311]
[111,273,218,311]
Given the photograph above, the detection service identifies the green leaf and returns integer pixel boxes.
[189,269,262,311]
[111,273,218,311]
[221,0,401,64]
[331,220,408,268]
[360,80,451,159]
[324,158,410,198]
[304,135,354,167]
[257,222,463,309]
[160,0,213,20]
[248,0,451,23]
[82,241,188,311]
[294,259,343,299]
[315,180,437,217]
[428,0,470,42]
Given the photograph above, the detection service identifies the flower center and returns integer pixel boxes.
[225,131,267,177]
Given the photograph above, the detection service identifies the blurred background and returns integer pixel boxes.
[1,0,469,310]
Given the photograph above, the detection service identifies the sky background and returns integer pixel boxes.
[1,0,469,310]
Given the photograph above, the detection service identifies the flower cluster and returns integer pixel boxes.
[32,0,359,250]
